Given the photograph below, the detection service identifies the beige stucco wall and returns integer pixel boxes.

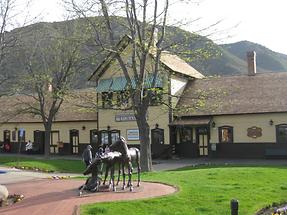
[0,121,97,144]
[210,113,287,144]
[98,105,170,144]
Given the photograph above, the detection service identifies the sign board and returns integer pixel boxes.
[247,126,262,138]
[19,128,25,138]
[127,129,139,140]
[115,113,136,122]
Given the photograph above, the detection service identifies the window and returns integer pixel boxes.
[110,130,120,144]
[101,131,109,145]
[218,126,233,143]
[12,130,16,141]
[3,130,10,143]
[102,92,113,108]
[117,91,129,107]
[276,124,287,144]
[100,130,120,145]
[18,130,26,143]
[180,127,193,143]
[151,128,164,144]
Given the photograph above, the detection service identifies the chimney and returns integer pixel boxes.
[247,51,256,76]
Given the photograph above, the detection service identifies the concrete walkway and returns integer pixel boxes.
[152,158,287,171]
[0,166,80,185]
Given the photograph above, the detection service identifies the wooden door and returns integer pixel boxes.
[196,127,209,156]
[50,131,60,154]
[70,129,79,154]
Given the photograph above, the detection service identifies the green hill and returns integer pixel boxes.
[220,41,287,73]
[2,17,287,89]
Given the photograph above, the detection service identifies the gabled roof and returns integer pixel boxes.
[160,51,204,79]
[177,72,287,116]
[88,35,204,82]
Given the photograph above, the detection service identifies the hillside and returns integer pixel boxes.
[2,17,287,89]
[221,41,287,73]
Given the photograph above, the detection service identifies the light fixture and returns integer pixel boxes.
[82,126,86,130]
[14,127,18,131]
[107,125,111,130]
[269,119,274,126]
[212,121,216,128]
[155,123,159,128]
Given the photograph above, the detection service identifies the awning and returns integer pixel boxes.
[169,117,211,126]
[96,75,163,92]
[110,76,127,91]
[144,75,163,88]
[96,79,113,92]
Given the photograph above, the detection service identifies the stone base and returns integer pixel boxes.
[79,182,142,197]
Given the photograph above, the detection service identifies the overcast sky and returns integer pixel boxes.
[26,0,287,55]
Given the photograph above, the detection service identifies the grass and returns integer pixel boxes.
[0,156,84,173]
[81,166,287,215]
[1,156,287,214]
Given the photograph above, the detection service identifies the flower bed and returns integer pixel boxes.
[256,202,287,215]
[0,194,24,207]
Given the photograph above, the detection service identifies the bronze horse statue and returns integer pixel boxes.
[81,151,122,193]
[109,136,141,191]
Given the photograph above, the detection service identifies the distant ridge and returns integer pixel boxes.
[2,17,287,89]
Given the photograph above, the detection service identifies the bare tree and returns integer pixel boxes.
[65,0,176,172]
[14,25,83,157]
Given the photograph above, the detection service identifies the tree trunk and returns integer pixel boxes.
[44,124,52,158]
[137,114,152,172]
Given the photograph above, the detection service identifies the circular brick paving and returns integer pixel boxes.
[0,179,177,215]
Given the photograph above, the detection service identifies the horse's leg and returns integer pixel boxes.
[103,164,109,185]
[116,162,121,186]
[137,155,141,187]
[111,163,116,192]
[127,160,133,191]
[121,161,126,190]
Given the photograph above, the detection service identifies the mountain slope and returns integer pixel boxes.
[2,17,287,89]
[221,41,287,73]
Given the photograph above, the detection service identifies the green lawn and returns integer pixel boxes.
[81,166,287,215]
[0,156,84,173]
[1,156,287,214]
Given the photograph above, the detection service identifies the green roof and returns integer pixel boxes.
[110,76,127,91]
[96,75,163,92]
[96,79,112,92]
